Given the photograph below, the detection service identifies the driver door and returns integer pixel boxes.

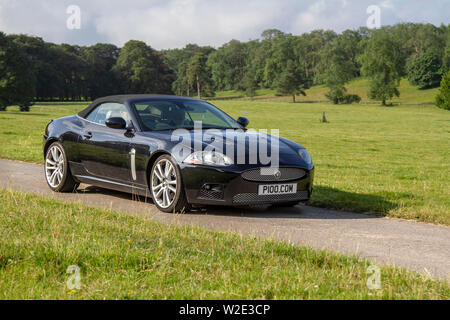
[79,102,133,184]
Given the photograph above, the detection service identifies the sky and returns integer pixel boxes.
[0,0,448,49]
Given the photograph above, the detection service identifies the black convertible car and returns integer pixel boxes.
[43,95,314,212]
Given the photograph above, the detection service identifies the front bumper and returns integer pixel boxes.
[181,165,314,206]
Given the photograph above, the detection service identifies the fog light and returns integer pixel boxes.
[202,184,223,192]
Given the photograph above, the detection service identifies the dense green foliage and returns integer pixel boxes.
[113,40,174,94]
[84,44,120,99]
[168,45,215,97]
[3,36,174,103]
[0,32,35,111]
[207,39,248,91]
[436,71,450,110]
[276,60,308,102]
[167,23,448,105]
[358,31,403,105]
[407,51,443,88]
[0,23,448,107]
[317,34,360,104]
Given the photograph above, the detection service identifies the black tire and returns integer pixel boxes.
[150,154,191,213]
[44,142,79,192]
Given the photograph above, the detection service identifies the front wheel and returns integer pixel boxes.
[150,155,191,213]
[44,142,79,192]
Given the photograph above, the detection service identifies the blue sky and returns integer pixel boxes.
[0,0,448,49]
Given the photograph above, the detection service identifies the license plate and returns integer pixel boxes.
[258,183,297,195]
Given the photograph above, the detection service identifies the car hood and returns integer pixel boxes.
[139,129,313,169]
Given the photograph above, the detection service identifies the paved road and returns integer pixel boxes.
[0,158,449,280]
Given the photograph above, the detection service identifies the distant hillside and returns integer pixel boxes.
[211,78,439,105]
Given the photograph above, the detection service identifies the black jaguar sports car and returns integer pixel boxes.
[43,95,314,213]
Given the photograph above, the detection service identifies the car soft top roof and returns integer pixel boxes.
[77,94,201,118]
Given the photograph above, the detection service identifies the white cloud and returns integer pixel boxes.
[0,0,448,49]
[92,0,283,48]
[295,0,327,29]
[380,0,394,9]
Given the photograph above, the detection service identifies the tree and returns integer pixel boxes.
[388,23,444,75]
[407,51,443,88]
[293,30,337,85]
[0,32,36,111]
[265,34,295,88]
[276,60,308,103]
[84,43,120,99]
[166,44,214,96]
[444,31,450,72]
[52,44,89,101]
[241,65,258,99]
[316,38,357,104]
[187,52,214,98]
[172,62,190,96]
[436,71,450,110]
[358,31,403,105]
[207,39,248,90]
[113,40,174,94]
[8,35,60,101]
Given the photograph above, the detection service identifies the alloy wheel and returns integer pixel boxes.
[45,145,65,188]
[151,159,178,208]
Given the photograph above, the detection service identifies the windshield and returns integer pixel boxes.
[132,99,242,131]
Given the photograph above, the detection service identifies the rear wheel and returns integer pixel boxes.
[150,155,190,213]
[44,142,79,192]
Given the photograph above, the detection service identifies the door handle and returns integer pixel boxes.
[84,132,93,140]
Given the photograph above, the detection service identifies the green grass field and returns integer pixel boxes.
[0,189,448,300]
[217,100,450,225]
[211,78,440,105]
[0,96,448,224]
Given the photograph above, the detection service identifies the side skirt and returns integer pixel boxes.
[73,175,151,198]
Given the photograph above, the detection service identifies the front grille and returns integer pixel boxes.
[241,167,306,182]
[233,191,309,204]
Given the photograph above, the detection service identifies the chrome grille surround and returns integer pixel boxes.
[241,167,306,182]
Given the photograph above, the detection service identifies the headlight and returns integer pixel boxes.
[298,149,312,165]
[183,151,233,166]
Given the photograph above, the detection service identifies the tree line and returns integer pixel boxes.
[0,34,174,110]
[1,22,449,111]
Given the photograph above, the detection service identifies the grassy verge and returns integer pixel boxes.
[0,99,449,225]
[0,189,448,299]
[0,102,87,162]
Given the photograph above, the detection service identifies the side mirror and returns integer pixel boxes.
[237,117,249,128]
[106,117,127,129]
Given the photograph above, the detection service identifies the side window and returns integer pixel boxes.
[86,107,99,123]
[85,103,131,126]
